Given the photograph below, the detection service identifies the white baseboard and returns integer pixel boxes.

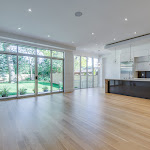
[64,88,74,93]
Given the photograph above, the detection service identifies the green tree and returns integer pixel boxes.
[3,43,16,83]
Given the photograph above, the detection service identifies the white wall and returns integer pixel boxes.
[74,50,99,58]
[100,50,121,87]
[0,31,75,93]
[101,42,150,87]
[64,51,74,92]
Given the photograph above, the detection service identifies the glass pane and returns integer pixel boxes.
[0,42,17,53]
[88,58,92,72]
[81,57,87,88]
[81,57,87,72]
[88,58,93,88]
[0,54,17,98]
[81,72,87,88]
[37,49,51,57]
[88,73,93,88]
[52,51,63,58]
[94,58,98,87]
[74,74,80,89]
[18,45,36,55]
[52,59,63,92]
[18,56,35,95]
[74,56,80,89]
[38,58,51,93]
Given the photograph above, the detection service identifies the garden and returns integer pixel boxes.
[0,81,61,97]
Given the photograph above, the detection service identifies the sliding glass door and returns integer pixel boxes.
[74,56,80,89]
[52,59,63,92]
[94,58,98,87]
[18,56,35,96]
[38,57,51,94]
[88,58,93,88]
[0,54,17,97]
[74,56,99,89]
[81,57,87,88]
[0,41,64,99]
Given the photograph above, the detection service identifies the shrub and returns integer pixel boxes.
[0,87,9,97]
[42,86,48,92]
[25,77,31,81]
[43,77,49,81]
[33,88,35,93]
[19,88,27,95]
[38,76,50,81]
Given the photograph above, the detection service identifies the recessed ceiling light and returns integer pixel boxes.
[72,41,74,43]
[125,18,128,21]
[48,35,51,37]
[18,27,21,30]
[114,38,116,41]
[96,44,98,46]
[92,32,95,35]
[134,32,137,34]
[28,8,32,12]
[75,12,83,17]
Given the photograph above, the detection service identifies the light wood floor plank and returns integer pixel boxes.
[0,88,150,150]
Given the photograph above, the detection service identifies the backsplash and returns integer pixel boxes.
[138,71,150,78]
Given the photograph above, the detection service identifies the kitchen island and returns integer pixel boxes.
[105,79,150,99]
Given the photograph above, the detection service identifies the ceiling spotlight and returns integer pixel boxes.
[48,35,50,37]
[75,12,83,17]
[114,38,116,41]
[18,27,21,30]
[134,32,137,34]
[125,18,128,21]
[28,8,32,12]
[92,32,95,35]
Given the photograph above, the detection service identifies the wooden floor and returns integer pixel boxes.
[1,88,150,150]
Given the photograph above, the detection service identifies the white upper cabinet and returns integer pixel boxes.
[135,62,150,71]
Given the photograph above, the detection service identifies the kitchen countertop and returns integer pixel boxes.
[106,78,150,82]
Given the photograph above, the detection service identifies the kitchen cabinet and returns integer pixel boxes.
[135,62,150,71]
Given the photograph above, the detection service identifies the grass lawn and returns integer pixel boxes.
[0,81,63,97]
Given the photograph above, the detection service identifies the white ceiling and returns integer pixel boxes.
[0,0,150,54]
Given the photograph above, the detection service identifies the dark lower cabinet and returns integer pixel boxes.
[109,80,150,99]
